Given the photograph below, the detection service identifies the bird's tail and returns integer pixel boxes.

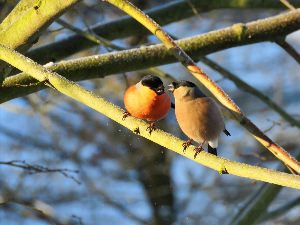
[208,145,218,156]
[223,129,231,136]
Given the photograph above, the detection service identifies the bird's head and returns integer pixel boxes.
[140,75,165,95]
[168,80,206,100]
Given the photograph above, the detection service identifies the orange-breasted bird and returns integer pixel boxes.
[168,80,230,158]
[123,75,171,133]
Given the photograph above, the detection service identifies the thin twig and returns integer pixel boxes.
[0,160,80,184]
[258,196,300,223]
[280,0,296,10]
[56,18,125,51]
[1,198,72,225]
[277,0,300,65]
[276,39,300,65]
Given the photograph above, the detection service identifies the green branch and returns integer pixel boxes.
[229,183,281,225]
[258,196,300,223]
[0,0,36,32]
[228,155,300,225]
[1,44,300,189]
[2,9,300,102]
[27,0,300,63]
[0,0,80,82]
[0,0,80,50]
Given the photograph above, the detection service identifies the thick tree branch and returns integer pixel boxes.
[2,9,300,103]
[1,45,300,189]
[0,0,80,50]
[0,0,81,82]
[27,0,300,64]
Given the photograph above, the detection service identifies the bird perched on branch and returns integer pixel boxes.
[168,80,230,158]
[123,75,171,134]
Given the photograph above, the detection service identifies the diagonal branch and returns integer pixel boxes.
[200,57,300,128]
[56,18,125,51]
[103,0,300,174]
[276,39,300,65]
[1,44,300,189]
[258,196,300,223]
[228,151,300,225]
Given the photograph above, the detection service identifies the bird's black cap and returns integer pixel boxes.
[168,80,206,97]
[171,80,196,89]
[141,75,165,95]
[168,80,195,92]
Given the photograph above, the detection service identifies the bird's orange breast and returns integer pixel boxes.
[124,85,171,121]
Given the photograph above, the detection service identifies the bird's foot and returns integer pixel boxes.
[134,127,140,134]
[193,146,204,159]
[122,111,130,120]
[193,141,205,159]
[146,122,156,135]
[182,139,192,152]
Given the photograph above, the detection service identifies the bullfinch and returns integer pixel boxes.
[168,80,230,158]
[123,75,171,134]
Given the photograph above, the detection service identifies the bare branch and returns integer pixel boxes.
[0,160,80,184]
[276,39,300,65]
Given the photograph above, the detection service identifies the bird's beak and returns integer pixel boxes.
[168,83,175,93]
[156,85,165,95]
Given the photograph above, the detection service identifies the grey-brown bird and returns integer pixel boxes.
[168,80,230,158]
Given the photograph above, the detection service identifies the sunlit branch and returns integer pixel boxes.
[0,0,80,82]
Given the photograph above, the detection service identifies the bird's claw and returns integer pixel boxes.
[134,127,140,134]
[182,139,192,152]
[193,146,204,159]
[146,122,156,135]
[122,111,130,120]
